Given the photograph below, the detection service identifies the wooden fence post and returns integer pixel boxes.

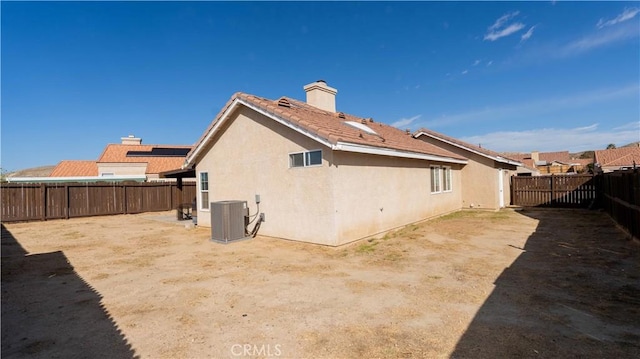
[41,183,46,221]
[64,184,69,219]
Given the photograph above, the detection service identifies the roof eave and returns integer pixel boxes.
[414,131,521,167]
[335,141,468,164]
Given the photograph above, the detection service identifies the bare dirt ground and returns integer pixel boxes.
[2,208,639,358]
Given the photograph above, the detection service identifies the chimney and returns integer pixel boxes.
[303,80,337,112]
[531,151,540,163]
[121,135,142,145]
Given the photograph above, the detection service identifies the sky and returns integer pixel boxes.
[2,1,639,172]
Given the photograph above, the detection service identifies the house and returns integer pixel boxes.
[594,146,640,173]
[413,129,521,209]
[182,80,519,246]
[7,136,192,183]
[506,151,590,175]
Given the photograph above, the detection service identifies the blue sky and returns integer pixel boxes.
[2,1,639,171]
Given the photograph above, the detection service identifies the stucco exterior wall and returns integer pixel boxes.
[194,107,471,245]
[330,152,463,245]
[194,107,337,245]
[415,137,516,209]
[97,163,147,176]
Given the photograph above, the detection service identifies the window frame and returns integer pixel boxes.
[199,172,209,211]
[289,149,322,168]
[430,166,441,194]
[442,166,452,192]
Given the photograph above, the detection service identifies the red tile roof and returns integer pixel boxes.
[97,144,192,174]
[595,147,640,167]
[539,151,571,163]
[188,92,467,165]
[50,143,192,178]
[414,128,522,165]
[50,161,99,177]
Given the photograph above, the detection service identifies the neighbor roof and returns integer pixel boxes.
[413,128,522,167]
[98,144,192,174]
[50,161,98,177]
[539,151,571,163]
[595,147,640,167]
[186,93,468,167]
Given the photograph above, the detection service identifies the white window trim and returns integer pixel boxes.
[443,166,452,193]
[430,166,441,194]
[199,172,210,211]
[289,149,323,168]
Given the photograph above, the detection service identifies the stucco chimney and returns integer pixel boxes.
[303,80,337,112]
[531,151,540,163]
[121,135,142,145]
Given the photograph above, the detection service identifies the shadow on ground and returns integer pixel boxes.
[1,224,136,358]
[451,209,640,358]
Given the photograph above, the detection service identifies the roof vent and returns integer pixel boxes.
[361,118,367,124]
[277,98,291,108]
[368,118,374,123]
[406,129,411,135]
[337,112,346,119]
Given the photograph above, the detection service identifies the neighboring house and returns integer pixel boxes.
[413,129,521,209]
[94,136,191,180]
[7,136,192,183]
[182,80,516,246]
[506,151,590,175]
[594,146,640,173]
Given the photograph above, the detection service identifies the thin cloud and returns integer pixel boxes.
[391,115,421,129]
[486,60,493,67]
[489,11,520,31]
[461,70,468,75]
[597,7,640,29]
[484,11,526,41]
[560,23,639,57]
[472,59,481,66]
[521,25,536,42]
[460,122,640,153]
[422,84,639,128]
[485,23,526,41]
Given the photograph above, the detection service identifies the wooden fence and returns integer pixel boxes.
[601,169,640,240]
[511,174,598,208]
[1,182,196,223]
[511,170,640,240]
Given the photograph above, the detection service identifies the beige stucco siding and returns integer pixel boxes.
[416,137,517,209]
[97,163,147,176]
[330,152,463,245]
[194,107,337,245]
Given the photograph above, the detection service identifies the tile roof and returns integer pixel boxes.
[413,128,522,165]
[187,92,467,165]
[595,147,640,167]
[98,144,192,174]
[50,161,98,177]
[539,151,571,163]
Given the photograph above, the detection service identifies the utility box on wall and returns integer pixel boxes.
[211,200,248,243]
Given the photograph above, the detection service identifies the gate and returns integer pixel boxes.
[511,175,598,208]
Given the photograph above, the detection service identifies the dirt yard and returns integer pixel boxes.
[2,209,639,358]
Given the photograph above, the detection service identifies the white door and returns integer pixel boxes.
[498,169,505,208]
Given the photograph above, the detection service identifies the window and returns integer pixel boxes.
[289,150,322,168]
[100,172,114,177]
[430,166,441,193]
[431,166,452,194]
[443,166,452,192]
[200,172,209,210]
